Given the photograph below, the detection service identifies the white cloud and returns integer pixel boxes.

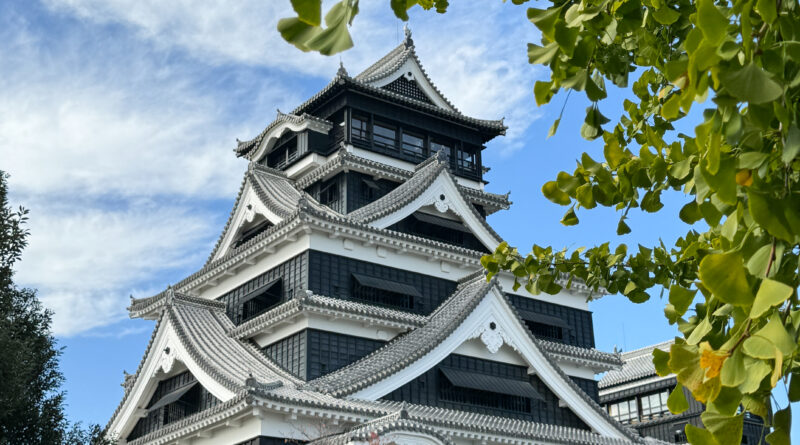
[15,203,215,336]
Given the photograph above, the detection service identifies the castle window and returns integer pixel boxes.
[320,182,339,205]
[351,114,370,142]
[607,397,639,423]
[517,309,571,342]
[360,177,381,200]
[239,278,282,322]
[401,131,425,158]
[640,389,670,419]
[438,368,540,413]
[373,122,397,151]
[351,273,420,310]
[456,148,476,172]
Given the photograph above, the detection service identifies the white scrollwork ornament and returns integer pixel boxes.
[470,320,512,354]
[157,346,178,374]
[432,193,450,213]
[243,202,256,223]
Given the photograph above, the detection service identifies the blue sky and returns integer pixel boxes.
[1,0,794,438]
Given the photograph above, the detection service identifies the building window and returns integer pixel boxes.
[320,182,339,205]
[240,279,282,323]
[640,390,670,420]
[351,273,420,310]
[607,397,639,423]
[437,369,538,414]
[360,177,381,201]
[401,131,425,158]
[351,115,370,141]
[457,148,476,172]
[526,321,564,341]
[373,122,397,150]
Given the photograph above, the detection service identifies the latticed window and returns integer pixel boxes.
[401,131,425,158]
[351,273,419,310]
[607,398,639,423]
[525,320,564,341]
[239,279,282,323]
[373,122,397,150]
[437,369,538,414]
[457,148,476,171]
[351,115,370,141]
[320,182,339,205]
[640,390,670,419]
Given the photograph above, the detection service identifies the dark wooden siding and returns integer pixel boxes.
[345,171,401,213]
[236,437,306,445]
[382,353,590,430]
[263,330,307,379]
[216,252,308,324]
[263,328,385,381]
[304,172,347,214]
[571,376,599,402]
[307,250,457,315]
[507,293,595,348]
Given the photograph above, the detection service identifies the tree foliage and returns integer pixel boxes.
[279,0,800,443]
[0,172,112,445]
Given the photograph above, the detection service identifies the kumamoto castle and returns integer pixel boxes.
[106,32,768,445]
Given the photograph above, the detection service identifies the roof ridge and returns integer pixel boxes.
[620,339,675,359]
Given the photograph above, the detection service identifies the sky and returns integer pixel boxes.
[0,0,795,439]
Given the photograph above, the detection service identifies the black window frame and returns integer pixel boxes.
[401,130,426,159]
[373,121,398,151]
[239,279,283,323]
[351,114,371,143]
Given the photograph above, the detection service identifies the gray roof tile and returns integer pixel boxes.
[598,340,674,389]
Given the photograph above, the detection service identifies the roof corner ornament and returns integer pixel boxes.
[156,343,178,375]
[121,370,135,393]
[403,24,413,48]
[337,60,349,78]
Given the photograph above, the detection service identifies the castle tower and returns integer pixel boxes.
[107,33,649,445]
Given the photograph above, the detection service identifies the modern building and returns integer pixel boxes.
[599,341,769,444]
[107,31,664,445]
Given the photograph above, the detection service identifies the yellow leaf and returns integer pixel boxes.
[700,341,730,380]
[735,169,753,186]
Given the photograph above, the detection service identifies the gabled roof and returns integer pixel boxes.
[235,111,333,159]
[309,408,455,445]
[354,28,458,112]
[206,163,304,264]
[348,151,504,249]
[302,272,639,441]
[295,147,511,215]
[599,340,674,389]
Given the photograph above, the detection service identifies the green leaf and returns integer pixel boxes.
[667,383,690,414]
[750,279,793,318]
[527,42,559,65]
[291,0,322,25]
[720,348,746,387]
[641,189,664,212]
[746,242,785,278]
[581,106,610,140]
[697,0,729,45]
[652,6,681,24]
[575,183,596,208]
[750,314,796,356]
[737,152,769,169]
[661,93,681,119]
[756,0,777,24]
[679,201,702,224]
[653,348,671,376]
[701,411,743,444]
[534,81,554,106]
[542,181,571,205]
[617,219,632,235]
[719,63,784,104]
[669,285,697,317]
[765,406,791,445]
[698,252,754,307]
[783,124,800,164]
[789,373,800,402]
[742,333,776,359]
[277,17,324,52]
[560,207,579,226]
[603,138,625,169]
[547,118,560,138]
[685,424,719,445]
[740,358,771,392]
[527,7,561,40]
[687,316,712,345]
[303,2,355,55]
[554,23,579,56]
[748,190,800,244]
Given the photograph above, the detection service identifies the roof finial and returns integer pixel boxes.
[403,24,413,48]
[337,60,349,77]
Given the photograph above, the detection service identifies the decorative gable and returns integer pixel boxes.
[381,76,434,105]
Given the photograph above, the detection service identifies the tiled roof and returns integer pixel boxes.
[229,291,426,340]
[309,409,455,445]
[539,339,623,371]
[304,272,494,396]
[294,147,511,214]
[235,111,332,158]
[347,151,505,243]
[598,340,675,389]
[205,163,303,265]
[354,30,459,113]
